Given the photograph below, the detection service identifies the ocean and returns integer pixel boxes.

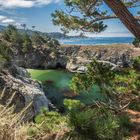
[59,37,134,45]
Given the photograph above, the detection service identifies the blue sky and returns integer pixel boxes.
[0,0,139,37]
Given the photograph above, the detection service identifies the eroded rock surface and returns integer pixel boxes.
[11,44,136,73]
[12,46,67,69]
[61,44,135,72]
[0,64,49,119]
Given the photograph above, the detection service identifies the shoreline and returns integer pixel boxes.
[61,43,134,47]
[60,43,133,46]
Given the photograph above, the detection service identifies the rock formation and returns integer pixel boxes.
[61,44,135,72]
[11,44,136,73]
[0,64,49,120]
[11,46,67,69]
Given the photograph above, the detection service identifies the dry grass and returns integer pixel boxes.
[0,89,69,140]
[0,89,32,140]
[0,105,27,140]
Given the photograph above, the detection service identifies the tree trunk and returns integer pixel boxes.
[103,0,140,41]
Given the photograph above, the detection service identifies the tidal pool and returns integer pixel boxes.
[28,69,72,89]
[28,69,107,107]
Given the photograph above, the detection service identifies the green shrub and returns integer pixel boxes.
[129,101,140,111]
[68,107,120,140]
[22,33,32,53]
[70,60,115,94]
[27,127,39,138]
[118,114,133,137]
[2,25,23,45]
[133,56,140,71]
[34,107,67,132]
[31,32,60,47]
[119,114,132,129]
[31,32,46,46]
[113,69,140,96]
[71,60,140,96]
[64,99,85,110]
[132,38,140,47]
[0,43,10,61]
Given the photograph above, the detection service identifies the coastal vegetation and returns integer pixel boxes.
[1,24,60,53]
[0,64,137,140]
[0,24,140,140]
[0,42,10,61]
[0,0,140,140]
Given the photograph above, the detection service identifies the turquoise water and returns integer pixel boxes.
[28,69,107,106]
[28,69,72,89]
[59,37,134,45]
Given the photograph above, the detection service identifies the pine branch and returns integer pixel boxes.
[89,15,140,23]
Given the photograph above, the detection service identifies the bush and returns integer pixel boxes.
[64,99,85,110]
[31,32,46,46]
[25,107,69,139]
[26,127,39,138]
[31,32,60,47]
[129,101,140,111]
[2,25,23,45]
[132,38,140,47]
[118,114,133,137]
[22,33,32,53]
[119,114,132,129]
[0,89,133,140]
[113,69,140,96]
[68,107,120,140]
[70,60,115,94]
[34,107,68,132]
[0,43,10,61]
[133,56,140,71]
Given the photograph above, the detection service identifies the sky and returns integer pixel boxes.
[0,0,139,37]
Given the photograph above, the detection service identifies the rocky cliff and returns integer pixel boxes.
[11,46,67,69]
[0,64,49,120]
[11,44,138,73]
[61,44,137,72]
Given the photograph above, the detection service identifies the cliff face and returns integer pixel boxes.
[11,46,67,69]
[0,64,49,120]
[11,44,137,73]
[61,44,136,72]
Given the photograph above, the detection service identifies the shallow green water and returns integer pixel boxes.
[28,69,73,89]
[28,69,107,106]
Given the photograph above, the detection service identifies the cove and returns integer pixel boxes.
[28,69,107,108]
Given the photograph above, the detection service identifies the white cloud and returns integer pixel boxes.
[0,14,16,24]
[0,15,7,21]
[0,0,62,9]
[2,18,15,23]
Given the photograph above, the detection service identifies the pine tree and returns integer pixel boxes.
[52,0,140,40]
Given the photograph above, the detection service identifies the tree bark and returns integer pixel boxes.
[103,0,140,41]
